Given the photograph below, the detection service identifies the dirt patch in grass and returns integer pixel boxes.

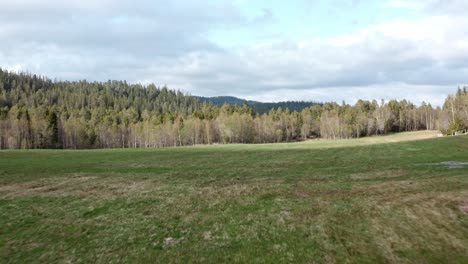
[350,170,408,180]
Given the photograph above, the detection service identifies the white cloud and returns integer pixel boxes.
[243,84,451,106]
[383,0,468,14]
[382,1,426,10]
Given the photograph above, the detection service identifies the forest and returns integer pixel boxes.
[196,96,322,114]
[0,69,467,149]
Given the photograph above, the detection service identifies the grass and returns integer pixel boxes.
[0,131,467,263]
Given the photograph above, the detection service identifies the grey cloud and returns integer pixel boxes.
[0,0,243,57]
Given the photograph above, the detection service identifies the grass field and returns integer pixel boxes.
[0,131,467,263]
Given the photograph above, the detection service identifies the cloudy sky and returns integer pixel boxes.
[1,0,467,105]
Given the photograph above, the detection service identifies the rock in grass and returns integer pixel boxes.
[163,237,182,248]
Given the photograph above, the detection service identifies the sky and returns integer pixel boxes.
[1,0,468,106]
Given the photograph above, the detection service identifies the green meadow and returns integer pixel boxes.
[0,131,467,263]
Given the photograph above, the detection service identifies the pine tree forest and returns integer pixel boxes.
[0,69,467,149]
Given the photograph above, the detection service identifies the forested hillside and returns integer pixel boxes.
[0,69,467,149]
[196,96,322,114]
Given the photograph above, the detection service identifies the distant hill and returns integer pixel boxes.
[195,96,322,114]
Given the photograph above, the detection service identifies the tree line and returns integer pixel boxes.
[0,69,466,149]
[196,96,322,114]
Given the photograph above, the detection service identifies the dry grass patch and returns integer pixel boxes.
[367,191,468,262]
[350,169,408,180]
[459,200,468,215]
[0,175,160,199]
